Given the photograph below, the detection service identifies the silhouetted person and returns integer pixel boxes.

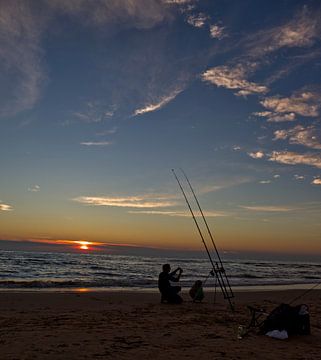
[158,264,183,304]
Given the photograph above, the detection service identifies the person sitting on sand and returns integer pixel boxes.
[158,264,183,304]
[189,280,204,302]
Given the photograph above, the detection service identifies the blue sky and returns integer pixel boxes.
[0,0,320,256]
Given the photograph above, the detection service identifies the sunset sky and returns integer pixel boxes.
[0,0,320,256]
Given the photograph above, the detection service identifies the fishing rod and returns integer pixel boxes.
[179,168,234,302]
[289,282,321,305]
[171,169,216,270]
[172,169,234,310]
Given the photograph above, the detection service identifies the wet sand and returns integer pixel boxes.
[0,289,321,359]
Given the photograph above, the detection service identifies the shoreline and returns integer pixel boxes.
[0,282,319,293]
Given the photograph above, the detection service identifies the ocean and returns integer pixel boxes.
[0,250,320,290]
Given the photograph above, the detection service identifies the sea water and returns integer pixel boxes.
[0,250,320,290]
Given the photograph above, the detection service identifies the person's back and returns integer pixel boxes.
[158,270,171,294]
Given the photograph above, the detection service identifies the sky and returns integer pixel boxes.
[0,0,320,257]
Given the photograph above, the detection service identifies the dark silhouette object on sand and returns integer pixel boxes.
[189,280,204,302]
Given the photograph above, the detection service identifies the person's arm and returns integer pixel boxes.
[169,267,183,281]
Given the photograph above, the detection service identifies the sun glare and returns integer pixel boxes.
[77,241,91,251]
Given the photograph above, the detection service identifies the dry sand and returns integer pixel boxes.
[0,288,321,359]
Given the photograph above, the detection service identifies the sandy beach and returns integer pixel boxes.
[0,288,320,359]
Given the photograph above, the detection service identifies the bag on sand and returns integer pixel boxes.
[260,303,310,336]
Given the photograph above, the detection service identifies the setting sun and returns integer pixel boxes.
[77,241,91,250]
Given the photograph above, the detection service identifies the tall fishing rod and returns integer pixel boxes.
[180,168,223,266]
[171,169,217,271]
[172,169,234,310]
[179,168,234,301]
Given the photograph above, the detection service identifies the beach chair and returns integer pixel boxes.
[247,306,268,329]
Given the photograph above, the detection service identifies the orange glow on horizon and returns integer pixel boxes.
[77,241,91,251]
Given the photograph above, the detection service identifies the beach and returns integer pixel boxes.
[1,289,321,359]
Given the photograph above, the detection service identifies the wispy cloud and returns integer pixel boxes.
[186,13,208,28]
[73,195,176,208]
[260,91,321,119]
[240,205,297,212]
[28,185,40,192]
[294,174,305,181]
[312,178,321,185]
[80,141,113,146]
[0,202,13,212]
[73,101,116,123]
[245,8,320,57]
[273,125,321,150]
[209,24,226,40]
[96,127,118,136]
[0,1,46,118]
[268,151,321,169]
[134,88,183,116]
[248,151,265,159]
[253,111,296,122]
[202,65,268,96]
[128,210,228,217]
[49,0,169,30]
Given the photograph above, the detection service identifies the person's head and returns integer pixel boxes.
[162,263,171,273]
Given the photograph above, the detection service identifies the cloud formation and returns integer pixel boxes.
[209,24,226,40]
[202,65,268,96]
[269,151,321,169]
[186,13,208,28]
[73,195,176,208]
[245,8,320,57]
[248,151,265,159]
[253,111,296,122]
[0,202,13,211]
[260,91,321,119]
[274,125,321,150]
[28,185,40,192]
[312,178,321,185]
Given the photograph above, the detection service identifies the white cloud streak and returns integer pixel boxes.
[73,195,176,208]
[134,88,183,116]
[253,111,296,122]
[240,205,297,212]
[0,202,13,211]
[80,141,113,146]
[128,210,227,217]
[202,65,268,96]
